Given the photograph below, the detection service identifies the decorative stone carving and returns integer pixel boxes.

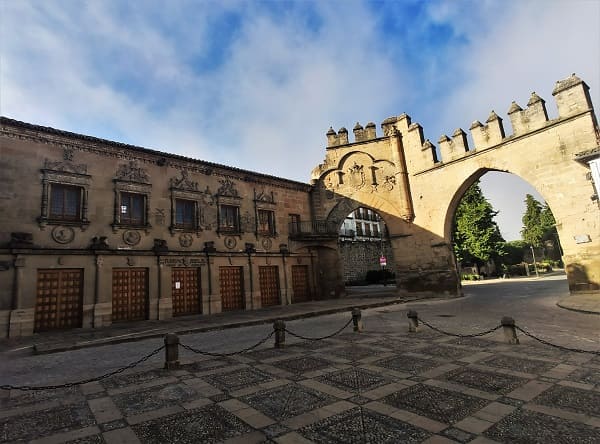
[261,237,273,251]
[170,170,199,191]
[224,236,237,249]
[179,233,193,247]
[217,179,239,198]
[347,162,365,189]
[153,239,169,253]
[382,175,397,191]
[63,147,74,161]
[90,236,109,250]
[9,232,33,248]
[51,226,75,244]
[155,208,166,226]
[116,160,149,183]
[254,189,275,204]
[127,257,136,266]
[123,230,141,246]
[43,159,88,175]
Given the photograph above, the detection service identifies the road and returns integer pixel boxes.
[1,273,598,387]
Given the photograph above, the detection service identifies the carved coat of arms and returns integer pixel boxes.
[347,162,365,189]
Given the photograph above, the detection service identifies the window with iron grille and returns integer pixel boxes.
[120,192,145,225]
[258,209,276,236]
[289,214,300,234]
[49,184,82,221]
[364,223,372,237]
[219,204,240,233]
[175,199,196,229]
[373,223,380,238]
[355,222,363,236]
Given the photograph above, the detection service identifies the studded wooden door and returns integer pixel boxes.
[112,268,148,322]
[291,265,310,303]
[259,266,280,307]
[172,268,201,316]
[35,269,83,332]
[219,266,244,311]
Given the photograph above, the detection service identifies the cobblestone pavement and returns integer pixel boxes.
[2,317,599,443]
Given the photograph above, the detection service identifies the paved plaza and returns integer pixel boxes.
[1,276,599,443]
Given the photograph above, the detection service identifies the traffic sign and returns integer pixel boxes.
[379,256,387,267]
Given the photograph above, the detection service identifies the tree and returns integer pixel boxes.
[453,182,505,268]
[521,194,544,247]
[521,194,558,247]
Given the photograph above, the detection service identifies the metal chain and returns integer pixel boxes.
[515,326,600,355]
[285,317,354,341]
[179,331,275,357]
[1,345,165,392]
[417,317,502,338]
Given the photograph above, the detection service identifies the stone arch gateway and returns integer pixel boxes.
[308,74,599,296]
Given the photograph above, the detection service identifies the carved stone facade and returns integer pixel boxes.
[0,120,315,337]
[0,74,598,338]
[311,74,599,296]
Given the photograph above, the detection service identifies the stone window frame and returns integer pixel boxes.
[39,169,91,230]
[256,208,277,237]
[217,200,242,236]
[112,179,152,232]
[254,189,277,239]
[169,188,205,236]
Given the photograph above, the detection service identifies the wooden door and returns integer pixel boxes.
[291,265,310,303]
[112,268,148,322]
[259,266,280,307]
[35,269,83,332]
[219,266,244,311]
[172,268,201,316]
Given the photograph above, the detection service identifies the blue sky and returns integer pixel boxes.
[1,0,599,240]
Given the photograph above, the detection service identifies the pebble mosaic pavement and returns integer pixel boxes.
[1,328,599,443]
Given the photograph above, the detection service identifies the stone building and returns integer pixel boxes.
[1,74,599,338]
[0,119,319,337]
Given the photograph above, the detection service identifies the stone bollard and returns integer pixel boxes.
[501,316,519,344]
[352,308,363,332]
[164,333,180,369]
[407,310,419,333]
[273,319,286,348]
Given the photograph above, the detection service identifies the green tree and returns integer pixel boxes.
[521,194,543,246]
[521,194,557,247]
[453,182,505,267]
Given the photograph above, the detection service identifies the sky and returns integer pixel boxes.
[1,0,599,241]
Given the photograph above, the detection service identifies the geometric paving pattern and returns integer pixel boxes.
[272,356,333,374]
[131,404,253,443]
[299,407,431,444]
[241,383,335,420]
[2,329,599,443]
[0,402,95,442]
[372,354,441,374]
[112,383,199,415]
[317,368,393,393]
[480,354,556,374]
[201,367,275,392]
[441,367,529,394]
[382,384,490,424]
[533,384,600,416]
[484,408,600,443]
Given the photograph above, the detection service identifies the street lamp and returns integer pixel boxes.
[530,245,539,278]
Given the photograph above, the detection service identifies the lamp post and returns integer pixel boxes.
[530,245,539,278]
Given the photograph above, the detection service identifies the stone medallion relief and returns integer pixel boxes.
[51,226,75,244]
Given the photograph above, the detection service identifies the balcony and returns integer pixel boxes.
[289,220,339,240]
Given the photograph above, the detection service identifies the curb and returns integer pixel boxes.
[556,301,600,316]
[33,296,422,355]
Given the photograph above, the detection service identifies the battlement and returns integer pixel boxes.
[427,73,594,167]
[323,74,595,170]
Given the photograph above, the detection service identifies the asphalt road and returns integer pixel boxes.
[2,273,598,388]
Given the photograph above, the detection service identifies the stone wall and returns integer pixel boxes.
[340,240,395,283]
